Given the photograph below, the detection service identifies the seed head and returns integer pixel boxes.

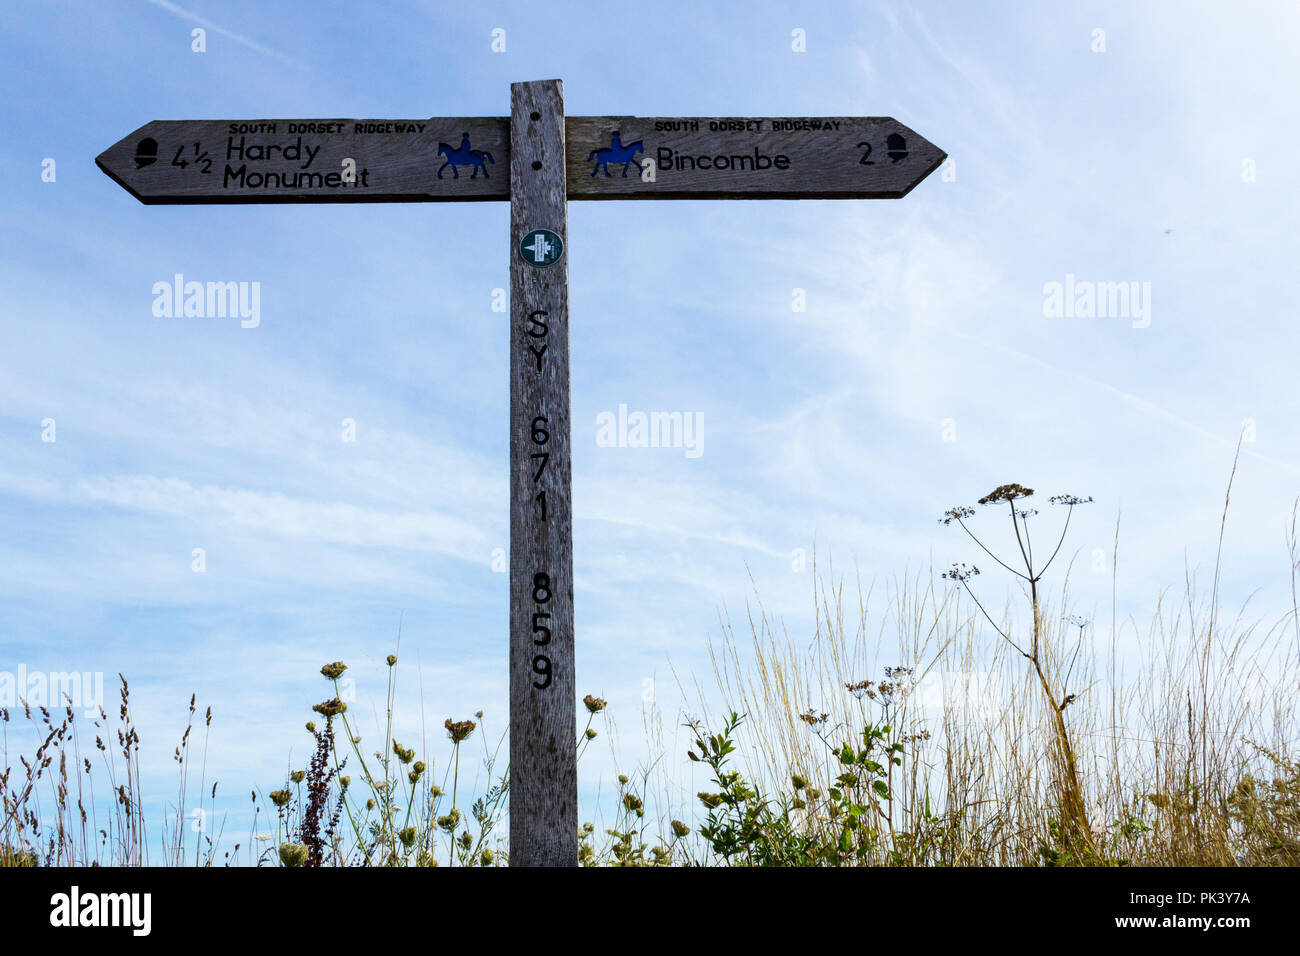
[939,505,975,526]
[312,698,347,718]
[978,483,1034,505]
[583,694,607,713]
[1050,494,1093,507]
[444,718,476,743]
[320,661,347,681]
[941,562,980,583]
[797,709,829,734]
[846,680,877,700]
[269,789,292,808]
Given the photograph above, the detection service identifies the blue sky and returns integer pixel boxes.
[2,0,1298,852]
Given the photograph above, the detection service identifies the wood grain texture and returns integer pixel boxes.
[99,115,946,204]
[96,118,509,204]
[565,116,945,199]
[508,80,577,867]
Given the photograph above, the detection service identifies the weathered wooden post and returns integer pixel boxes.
[507,79,576,867]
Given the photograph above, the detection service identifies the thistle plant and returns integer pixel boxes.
[940,483,1096,855]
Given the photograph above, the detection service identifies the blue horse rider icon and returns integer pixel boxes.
[588,131,644,177]
[437,132,495,179]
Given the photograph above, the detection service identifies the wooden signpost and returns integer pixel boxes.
[97,79,945,867]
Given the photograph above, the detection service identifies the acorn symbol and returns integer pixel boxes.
[134,137,158,169]
[886,133,908,164]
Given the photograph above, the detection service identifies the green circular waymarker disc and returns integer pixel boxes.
[519,228,563,267]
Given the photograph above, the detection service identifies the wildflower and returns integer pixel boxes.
[279,843,309,867]
[444,718,476,744]
[583,694,607,713]
[791,797,806,810]
[392,741,415,764]
[305,721,316,733]
[386,655,398,667]
[585,728,598,740]
[269,789,291,808]
[480,848,495,866]
[791,773,807,791]
[671,820,690,838]
[398,826,417,849]
[289,771,306,784]
[437,809,462,832]
[312,698,347,718]
[623,793,643,813]
[366,799,376,810]
[698,792,724,809]
[459,830,473,850]
[340,776,350,788]
[618,774,629,785]
[431,785,444,798]
[320,661,347,681]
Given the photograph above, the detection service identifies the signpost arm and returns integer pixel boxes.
[508,79,577,867]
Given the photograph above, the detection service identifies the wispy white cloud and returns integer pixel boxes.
[140,0,297,66]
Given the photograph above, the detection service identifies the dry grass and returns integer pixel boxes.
[5,475,1297,866]
[680,485,1299,865]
